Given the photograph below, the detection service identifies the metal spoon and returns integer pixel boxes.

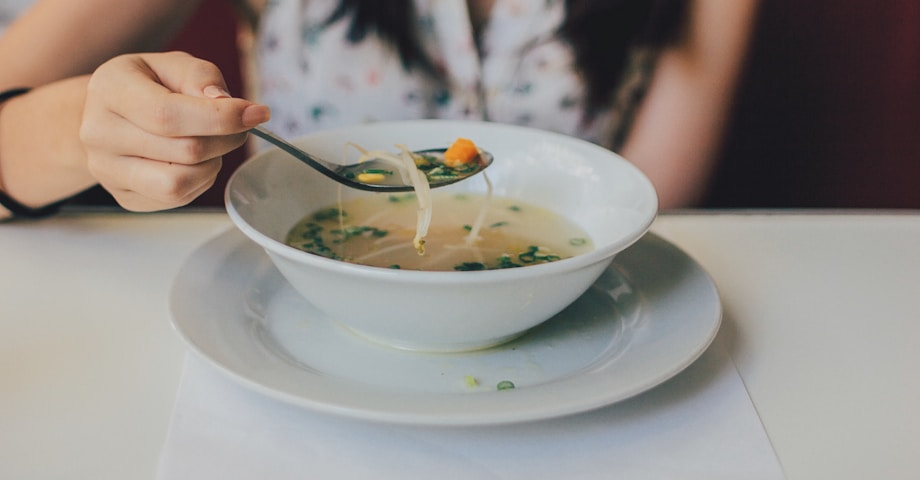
[250,126,493,192]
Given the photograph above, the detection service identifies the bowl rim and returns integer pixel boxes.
[225,120,658,282]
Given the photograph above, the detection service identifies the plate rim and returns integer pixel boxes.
[169,228,722,426]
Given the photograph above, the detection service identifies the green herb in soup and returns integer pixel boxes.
[285,192,594,271]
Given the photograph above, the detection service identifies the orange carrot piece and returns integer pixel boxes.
[443,138,480,168]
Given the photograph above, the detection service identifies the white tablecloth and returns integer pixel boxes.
[156,334,784,479]
[4,211,918,479]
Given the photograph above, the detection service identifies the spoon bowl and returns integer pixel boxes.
[250,126,493,192]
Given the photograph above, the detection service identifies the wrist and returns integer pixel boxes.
[0,81,97,220]
[0,88,63,219]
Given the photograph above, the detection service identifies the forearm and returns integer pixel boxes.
[0,0,201,89]
[621,52,731,210]
[0,77,96,216]
[0,0,215,219]
[622,0,759,210]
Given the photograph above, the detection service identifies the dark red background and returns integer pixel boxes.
[706,1,920,208]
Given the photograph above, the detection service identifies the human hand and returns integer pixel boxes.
[80,51,270,211]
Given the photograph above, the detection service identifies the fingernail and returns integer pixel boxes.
[242,104,271,127]
[204,85,232,99]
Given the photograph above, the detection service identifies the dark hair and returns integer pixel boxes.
[324,0,440,77]
[324,0,687,109]
[560,0,687,110]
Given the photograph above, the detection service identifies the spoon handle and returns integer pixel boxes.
[249,126,334,175]
[249,126,419,192]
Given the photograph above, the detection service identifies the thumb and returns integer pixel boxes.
[200,84,272,128]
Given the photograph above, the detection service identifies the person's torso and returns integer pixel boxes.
[255,0,654,150]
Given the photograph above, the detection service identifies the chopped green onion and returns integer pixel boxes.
[519,246,540,263]
[454,262,486,271]
[299,222,324,238]
[497,381,515,390]
[518,245,560,264]
[334,225,389,241]
[388,194,416,203]
[497,254,521,269]
[312,208,343,221]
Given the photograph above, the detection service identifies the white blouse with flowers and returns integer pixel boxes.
[255,0,656,151]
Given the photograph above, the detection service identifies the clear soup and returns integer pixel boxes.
[285,192,594,271]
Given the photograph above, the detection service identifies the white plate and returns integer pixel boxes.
[170,228,721,426]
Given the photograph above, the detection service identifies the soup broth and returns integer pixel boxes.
[285,192,594,271]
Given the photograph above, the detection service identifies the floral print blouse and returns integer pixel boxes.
[256,0,658,151]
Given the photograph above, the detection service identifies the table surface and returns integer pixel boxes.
[1,210,918,479]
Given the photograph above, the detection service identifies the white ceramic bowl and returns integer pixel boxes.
[226,120,657,352]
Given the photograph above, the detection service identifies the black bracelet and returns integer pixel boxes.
[0,87,30,102]
[0,87,66,219]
